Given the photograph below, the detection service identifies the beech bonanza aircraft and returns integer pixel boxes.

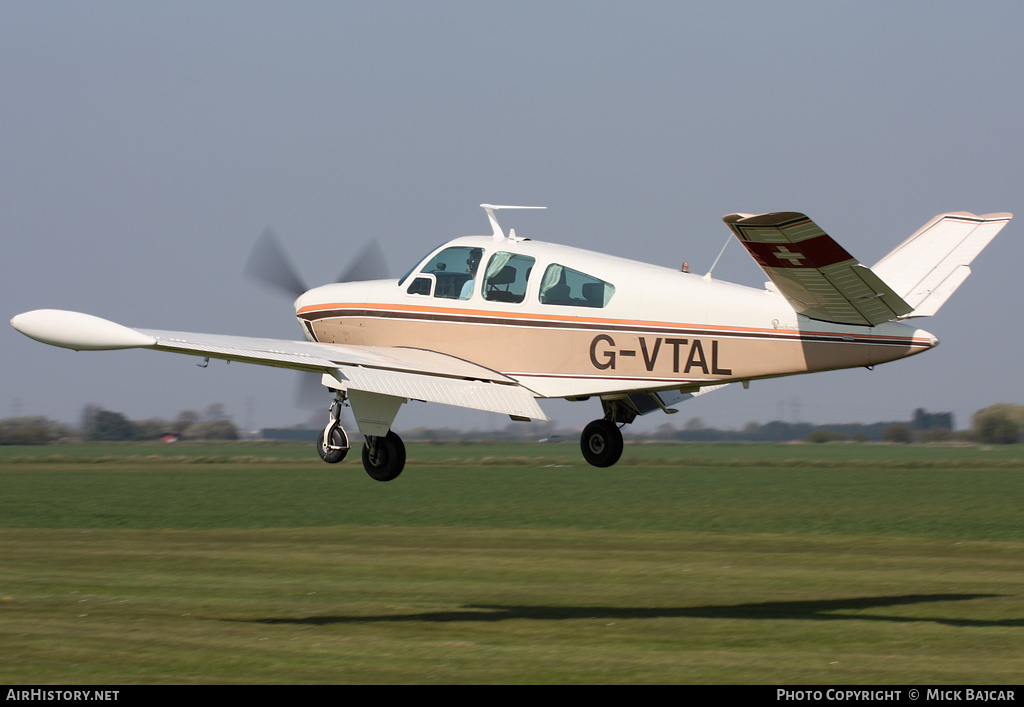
[11,205,1011,481]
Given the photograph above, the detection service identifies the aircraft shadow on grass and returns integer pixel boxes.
[236,594,1020,629]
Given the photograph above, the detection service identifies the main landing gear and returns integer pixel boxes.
[362,430,406,482]
[580,418,624,467]
[579,398,633,468]
[317,394,407,481]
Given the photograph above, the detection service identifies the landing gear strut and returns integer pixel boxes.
[316,392,407,481]
[317,397,349,463]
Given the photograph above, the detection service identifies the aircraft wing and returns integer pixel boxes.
[10,309,547,421]
[723,212,913,326]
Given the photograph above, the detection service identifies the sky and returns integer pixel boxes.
[3,1,1022,435]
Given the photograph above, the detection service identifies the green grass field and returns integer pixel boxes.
[1,442,1022,683]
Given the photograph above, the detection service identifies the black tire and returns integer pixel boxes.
[580,419,624,467]
[317,426,349,464]
[361,430,406,481]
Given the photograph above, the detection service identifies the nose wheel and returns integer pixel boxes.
[317,398,350,463]
[317,425,349,463]
[580,418,624,467]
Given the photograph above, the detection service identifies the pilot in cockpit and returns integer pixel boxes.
[459,249,483,300]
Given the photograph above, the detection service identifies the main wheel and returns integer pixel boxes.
[317,426,349,464]
[362,430,406,481]
[580,419,624,467]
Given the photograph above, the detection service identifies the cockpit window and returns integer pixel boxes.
[482,252,535,304]
[416,246,484,299]
[538,264,615,308]
[397,245,441,287]
[406,276,433,296]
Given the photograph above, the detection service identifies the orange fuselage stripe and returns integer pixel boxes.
[296,301,932,346]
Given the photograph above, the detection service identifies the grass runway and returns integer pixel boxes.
[1,442,1023,683]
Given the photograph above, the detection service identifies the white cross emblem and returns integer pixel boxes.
[774,245,806,265]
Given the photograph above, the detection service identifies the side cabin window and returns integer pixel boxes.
[406,276,433,296]
[538,264,615,308]
[414,246,484,300]
[482,252,535,304]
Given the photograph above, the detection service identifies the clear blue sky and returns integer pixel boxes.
[3,1,1021,432]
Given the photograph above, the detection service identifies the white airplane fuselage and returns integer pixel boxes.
[294,235,937,401]
[11,205,1007,478]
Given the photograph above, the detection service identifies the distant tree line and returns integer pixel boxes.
[641,407,957,444]
[395,406,1020,445]
[4,404,1024,445]
[0,404,239,445]
[971,404,1024,444]
[0,416,68,445]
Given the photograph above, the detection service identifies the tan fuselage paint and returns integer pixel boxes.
[299,303,931,396]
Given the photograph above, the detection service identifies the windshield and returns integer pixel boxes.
[397,244,442,286]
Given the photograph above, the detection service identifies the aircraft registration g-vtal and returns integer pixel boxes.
[11,205,1011,480]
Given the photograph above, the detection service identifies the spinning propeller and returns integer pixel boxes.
[245,228,390,297]
[244,228,391,407]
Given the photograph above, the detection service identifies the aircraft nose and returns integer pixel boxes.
[293,288,315,313]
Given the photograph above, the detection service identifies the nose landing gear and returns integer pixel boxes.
[316,392,406,481]
[317,397,350,463]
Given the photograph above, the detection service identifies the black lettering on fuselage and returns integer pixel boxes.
[685,339,708,374]
[588,334,729,377]
[711,340,732,375]
[639,337,661,371]
[665,338,688,372]
[590,334,616,370]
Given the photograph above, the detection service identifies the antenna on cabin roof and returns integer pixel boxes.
[704,233,732,280]
[480,204,547,240]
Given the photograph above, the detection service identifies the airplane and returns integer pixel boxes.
[11,205,1011,481]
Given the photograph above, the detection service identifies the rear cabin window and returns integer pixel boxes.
[482,252,535,304]
[538,264,615,308]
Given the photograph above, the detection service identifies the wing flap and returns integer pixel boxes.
[723,212,913,326]
[327,367,547,420]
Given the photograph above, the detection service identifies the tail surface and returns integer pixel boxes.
[723,212,913,326]
[724,210,1010,325]
[872,212,1012,318]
